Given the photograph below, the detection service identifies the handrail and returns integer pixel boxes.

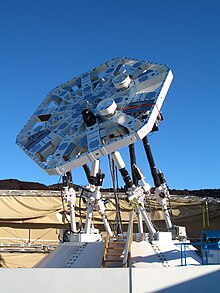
[175,241,220,266]
[0,237,60,245]
[123,211,133,267]
[102,233,110,267]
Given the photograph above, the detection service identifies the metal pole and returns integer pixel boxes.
[112,151,133,189]
[85,202,93,234]
[128,145,144,233]
[135,207,144,233]
[139,202,156,234]
[83,164,91,184]
[129,144,138,186]
[69,188,77,233]
[142,136,161,187]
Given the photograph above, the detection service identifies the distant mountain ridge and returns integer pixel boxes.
[0,179,48,190]
[0,179,219,198]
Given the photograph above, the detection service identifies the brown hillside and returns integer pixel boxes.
[0,179,219,197]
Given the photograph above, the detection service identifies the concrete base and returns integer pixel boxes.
[36,242,105,268]
[0,268,129,293]
[70,233,102,242]
[154,231,172,241]
[1,266,220,293]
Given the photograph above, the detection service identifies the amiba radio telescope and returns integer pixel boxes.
[17,57,176,241]
[16,57,173,175]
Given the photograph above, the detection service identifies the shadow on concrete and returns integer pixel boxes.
[157,268,220,293]
[131,249,190,266]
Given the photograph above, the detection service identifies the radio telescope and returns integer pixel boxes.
[16,57,174,239]
[16,57,173,175]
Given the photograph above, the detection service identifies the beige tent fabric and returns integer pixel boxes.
[0,226,61,243]
[0,194,219,240]
[0,252,48,268]
[0,191,220,267]
[0,193,220,229]
[0,195,66,224]
[0,194,133,225]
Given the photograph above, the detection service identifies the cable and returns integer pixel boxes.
[145,196,159,231]
[168,197,173,221]
[79,189,84,231]
[59,174,75,237]
[108,154,123,235]
[114,162,123,233]
[60,188,72,234]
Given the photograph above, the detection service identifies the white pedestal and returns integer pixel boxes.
[70,233,102,243]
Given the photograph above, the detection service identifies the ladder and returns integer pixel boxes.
[102,236,126,268]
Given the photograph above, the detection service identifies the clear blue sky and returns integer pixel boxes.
[1,0,220,190]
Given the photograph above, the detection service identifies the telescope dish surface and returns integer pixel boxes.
[16,57,173,175]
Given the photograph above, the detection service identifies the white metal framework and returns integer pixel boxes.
[16,57,175,238]
[16,57,173,175]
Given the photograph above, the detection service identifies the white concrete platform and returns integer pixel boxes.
[0,268,129,293]
[131,240,201,268]
[132,265,220,293]
[36,242,105,268]
[1,239,220,292]
[1,265,220,293]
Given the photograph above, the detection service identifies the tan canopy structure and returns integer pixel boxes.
[0,190,220,267]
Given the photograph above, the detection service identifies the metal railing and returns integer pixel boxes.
[175,241,220,266]
[123,211,133,267]
[102,233,110,267]
[0,237,60,246]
